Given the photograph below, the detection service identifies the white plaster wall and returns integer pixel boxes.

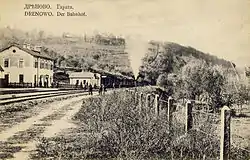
[0,46,36,83]
[70,78,100,86]
[0,46,53,86]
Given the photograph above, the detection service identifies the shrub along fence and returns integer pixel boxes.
[132,89,250,160]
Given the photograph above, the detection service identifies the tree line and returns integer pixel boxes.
[138,41,249,112]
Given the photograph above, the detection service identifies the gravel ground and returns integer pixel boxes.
[0,93,98,159]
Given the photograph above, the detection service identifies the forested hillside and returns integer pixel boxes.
[138,41,235,84]
[0,27,133,77]
[0,27,236,81]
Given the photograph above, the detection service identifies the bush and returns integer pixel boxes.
[157,60,227,111]
[73,91,171,159]
[156,74,174,96]
[231,109,237,117]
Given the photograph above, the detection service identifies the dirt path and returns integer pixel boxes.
[0,93,97,160]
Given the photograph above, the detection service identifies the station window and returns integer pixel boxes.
[19,74,24,83]
[40,62,44,69]
[34,75,37,84]
[4,59,9,67]
[50,64,53,70]
[19,59,24,68]
[34,61,38,68]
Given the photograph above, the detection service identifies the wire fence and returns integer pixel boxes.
[131,89,250,159]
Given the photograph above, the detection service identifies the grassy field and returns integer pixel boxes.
[31,88,250,160]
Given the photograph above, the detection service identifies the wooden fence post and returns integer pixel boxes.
[154,94,159,116]
[185,100,193,133]
[220,106,231,160]
[135,92,138,104]
[146,94,151,120]
[168,97,174,130]
[146,94,151,108]
[139,93,143,112]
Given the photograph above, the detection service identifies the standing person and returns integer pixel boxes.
[102,84,106,95]
[89,84,93,95]
[99,84,103,95]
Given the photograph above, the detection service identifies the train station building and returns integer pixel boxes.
[0,43,54,88]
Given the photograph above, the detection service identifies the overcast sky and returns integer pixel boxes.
[0,0,249,67]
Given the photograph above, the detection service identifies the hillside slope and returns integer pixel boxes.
[0,27,235,82]
[138,41,235,84]
[0,27,133,77]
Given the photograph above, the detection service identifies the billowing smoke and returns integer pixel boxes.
[125,35,149,79]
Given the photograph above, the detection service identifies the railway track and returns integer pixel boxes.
[0,90,83,101]
[0,87,135,105]
[0,90,95,105]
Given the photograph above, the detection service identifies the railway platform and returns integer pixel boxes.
[0,88,59,91]
[0,88,60,95]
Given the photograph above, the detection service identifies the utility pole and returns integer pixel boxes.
[230,62,239,92]
[230,62,240,81]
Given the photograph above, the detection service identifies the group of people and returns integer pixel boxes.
[87,84,106,95]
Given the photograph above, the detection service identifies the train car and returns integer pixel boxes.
[89,68,135,88]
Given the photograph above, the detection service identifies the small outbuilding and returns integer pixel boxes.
[68,71,101,88]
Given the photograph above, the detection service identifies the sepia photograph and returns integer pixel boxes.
[0,0,249,159]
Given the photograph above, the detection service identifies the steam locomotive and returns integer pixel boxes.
[100,72,150,88]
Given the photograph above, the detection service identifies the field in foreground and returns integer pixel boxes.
[31,88,250,160]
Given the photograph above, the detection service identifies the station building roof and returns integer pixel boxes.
[68,71,100,78]
[0,43,54,61]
